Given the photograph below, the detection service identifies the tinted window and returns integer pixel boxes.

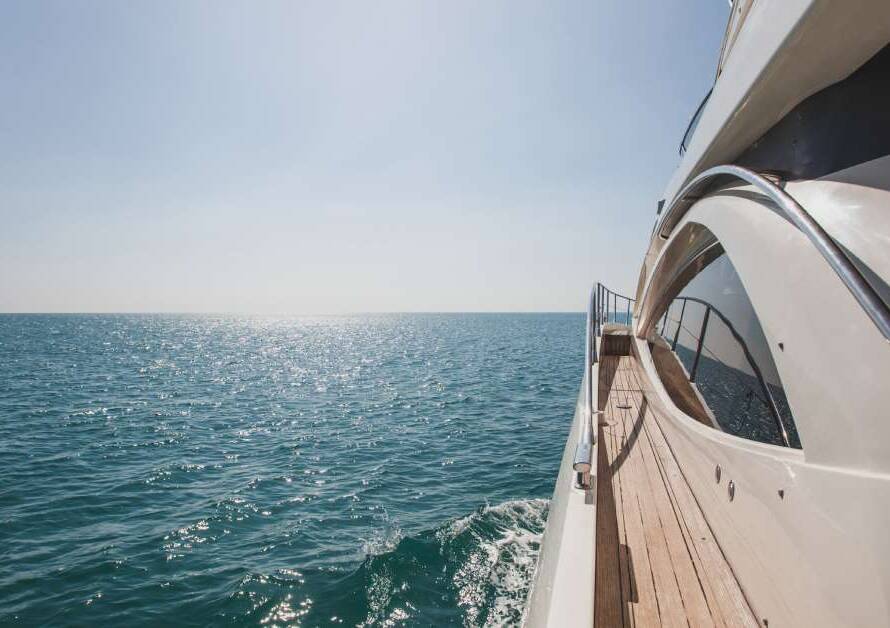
[651,248,801,449]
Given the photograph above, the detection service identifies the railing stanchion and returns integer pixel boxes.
[668,295,792,446]
[597,284,602,334]
[689,305,710,382]
[602,287,606,325]
[600,286,605,327]
[672,299,686,351]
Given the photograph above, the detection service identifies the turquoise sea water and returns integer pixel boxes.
[0,314,582,626]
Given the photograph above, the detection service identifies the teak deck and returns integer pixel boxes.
[594,354,758,627]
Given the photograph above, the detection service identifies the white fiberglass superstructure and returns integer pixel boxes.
[525,1,890,626]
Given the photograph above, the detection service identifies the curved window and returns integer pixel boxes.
[650,240,802,449]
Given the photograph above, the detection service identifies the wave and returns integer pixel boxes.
[331,498,549,627]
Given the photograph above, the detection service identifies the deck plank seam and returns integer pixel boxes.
[611,387,636,628]
[613,361,643,627]
[629,356,733,627]
[614,386,651,626]
[635,491,663,627]
[599,361,634,628]
[614,370,666,626]
[628,386,706,628]
[612,401,635,628]
[597,355,758,628]
[618,364,686,628]
[619,357,715,627]
[641,409,717,628]
[637,362,758,626]
[642,415,718,626]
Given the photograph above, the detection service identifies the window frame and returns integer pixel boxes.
[642,226,802,450]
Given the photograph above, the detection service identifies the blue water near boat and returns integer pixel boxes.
[0,313,582,626]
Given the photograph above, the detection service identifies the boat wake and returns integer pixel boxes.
[342,499,549,627]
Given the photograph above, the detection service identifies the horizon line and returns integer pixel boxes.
[0,310,585,316]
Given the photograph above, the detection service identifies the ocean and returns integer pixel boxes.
[0,313,582,626]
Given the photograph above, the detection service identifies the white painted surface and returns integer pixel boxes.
[531,4,890,623]
[664,0,890,211]
[640,2,890,304]
[633,181,890,626]
[523,361,597,628]
[792,154,890,301]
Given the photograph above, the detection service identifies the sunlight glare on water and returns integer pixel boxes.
[0,313,581,626]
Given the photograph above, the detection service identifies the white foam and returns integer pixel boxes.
[360,524,403,558]
[357,498,549,626]
[450,498,549,627]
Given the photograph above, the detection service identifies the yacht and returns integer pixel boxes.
[524,1,890,626]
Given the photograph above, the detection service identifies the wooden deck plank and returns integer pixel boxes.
[610,382,637,628]
[622,362,750,628]
[617,364,715,627]
[621,363,726,628]
[595,391,628,627]
[608,366,660,627]
[599,359,636,628]
[642,413,727,628]
[597,362,636,628]
[636,387,758,627]
[647,422,756,627]
[594,352,758,628]
[612,364,690,628]
[627,388,715,628]
[607,383,636,628]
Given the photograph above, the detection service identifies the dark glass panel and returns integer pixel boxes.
[652,251,801,449]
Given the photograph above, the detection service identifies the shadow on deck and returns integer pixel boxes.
[592,337,757,627]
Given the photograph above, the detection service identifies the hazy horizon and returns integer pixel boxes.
[0,310,586,316]
[1,1,728,314]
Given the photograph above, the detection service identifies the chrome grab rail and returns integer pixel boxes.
[658,295,791,448]
[574,286,598,486]
[573,282,637,487]
[655,164,890,342]
[573,420,594,489]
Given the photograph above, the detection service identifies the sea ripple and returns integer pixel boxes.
[0,313,581,626]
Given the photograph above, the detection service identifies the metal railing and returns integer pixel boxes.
[657,295,791,447]
[596,283,636,331]
[653,164,890,342]
[679,88,713,155]
[574,282,637,486]
[574,286,597,487]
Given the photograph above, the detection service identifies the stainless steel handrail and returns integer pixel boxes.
[573,286,598,486]
[597,284,635,328]
[574,281,635,484]
[655,164,890,341]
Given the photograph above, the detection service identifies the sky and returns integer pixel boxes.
[0,1,729,313]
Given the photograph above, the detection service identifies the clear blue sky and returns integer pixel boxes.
[0,1,728,313]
